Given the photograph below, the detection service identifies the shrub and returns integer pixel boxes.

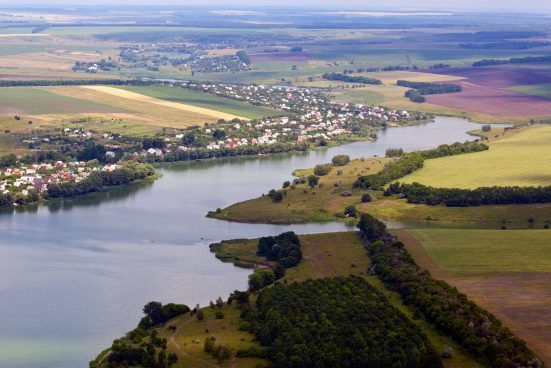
[361,193,372,203]
[344,205,358,217]
[313,164,332,176]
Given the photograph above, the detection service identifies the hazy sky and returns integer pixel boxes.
[2,0,551,13]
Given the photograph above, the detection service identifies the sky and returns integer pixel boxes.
[2,0,551,13]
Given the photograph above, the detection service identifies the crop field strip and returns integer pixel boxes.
[37,86,240,128]
[398,228,551,366]
[114,85,281,119]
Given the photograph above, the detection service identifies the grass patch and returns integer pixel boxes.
[401,125,551,188]
[156,303,267,368]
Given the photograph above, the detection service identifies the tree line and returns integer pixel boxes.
[157,142,309,163]
[472,55,551,67]
[357,213,542,368]
[247,276,442,368]
[353,142,488,190]
[387,182,551,207]
[397,80,462,103]
[322,72,382,85]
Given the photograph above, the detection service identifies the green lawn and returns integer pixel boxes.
[510,84,551,100]
[406,229,551,275]
[401,125,551,188]
[114,85,281,119]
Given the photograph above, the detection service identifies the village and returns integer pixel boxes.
[0,160,119,204]
[137,82,424,157]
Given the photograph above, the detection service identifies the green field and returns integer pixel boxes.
[510,83,551,100]
[402,126,551,188]
[405,229,551,275]
[0,87,125,115]
[401,228,551,365]
[115,86,281,119]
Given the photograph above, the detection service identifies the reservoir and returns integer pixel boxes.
[0,116,498,367]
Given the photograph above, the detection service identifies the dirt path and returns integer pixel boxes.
[305,236,338,278]
[168,318,220,368]
[205,317,238,368]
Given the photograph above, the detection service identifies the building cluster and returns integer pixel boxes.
[0,162,118,196]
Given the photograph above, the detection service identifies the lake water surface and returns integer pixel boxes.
[0,117,499,367]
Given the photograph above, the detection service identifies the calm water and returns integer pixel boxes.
[0,117,499,367]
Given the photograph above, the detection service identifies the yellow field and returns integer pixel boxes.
[402,125,551,188]
[82,86,248,120]
[44,86,235,128]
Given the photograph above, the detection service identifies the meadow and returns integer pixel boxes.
[402,125,551,188]
[399,228,551,365]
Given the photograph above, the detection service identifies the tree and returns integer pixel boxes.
[216,297,224,308]
[196,309,204,321]
[332,155,350,166]
[143,301,165,326]
[307,175,319,188]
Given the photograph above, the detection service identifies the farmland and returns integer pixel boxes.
[0,87,125,115]
[114,86,280,119]
[397,229,551,365]
[401,125,551,188]
[422,66,551,117]
[510,83,551,99]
